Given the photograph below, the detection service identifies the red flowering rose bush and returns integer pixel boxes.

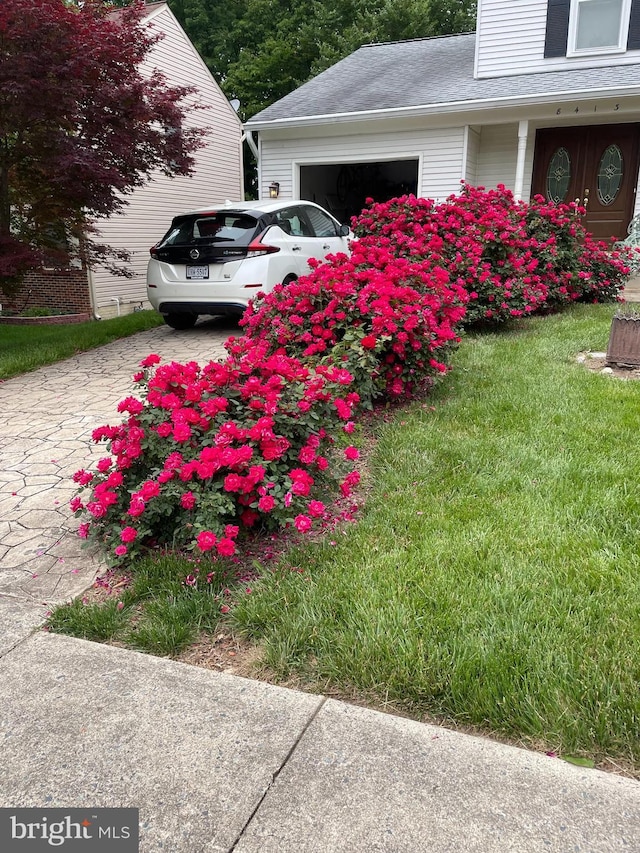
[230,237,468,401]
[71,183,630,573]
[354,185,547,323]
[354,183,626,322]
[525,195,631,306]
[71,349,361,566]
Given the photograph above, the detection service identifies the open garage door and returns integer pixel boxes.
[300,160,418,223]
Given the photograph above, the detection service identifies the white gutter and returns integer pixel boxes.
[245,84,640,131]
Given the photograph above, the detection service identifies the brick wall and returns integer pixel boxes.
[1,268,91,315]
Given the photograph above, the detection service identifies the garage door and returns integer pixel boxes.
[300,160,419,222]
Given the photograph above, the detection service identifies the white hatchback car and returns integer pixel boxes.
[147,199,352,329]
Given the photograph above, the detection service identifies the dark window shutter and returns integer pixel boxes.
[544,0,571,58]
[628,0,640,49]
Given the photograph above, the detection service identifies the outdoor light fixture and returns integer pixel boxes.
[269,182,280,198]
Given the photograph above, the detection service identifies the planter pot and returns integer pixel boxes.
[606,313,640,368]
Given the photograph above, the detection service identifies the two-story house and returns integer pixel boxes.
[244,0,640,240]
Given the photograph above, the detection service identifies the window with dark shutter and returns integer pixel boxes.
[545,0,635,56]
[628,0,640,48]
[544,0,571,57]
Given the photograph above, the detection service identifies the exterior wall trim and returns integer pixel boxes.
[289,150,424,165]
[474,0,484,78]
[461,125,470,181]
[246,84,640,131]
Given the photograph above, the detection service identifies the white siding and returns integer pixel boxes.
[90,5,243,317]
[476,0,640,78]
[475,122,535,198]
[259,125,467,204]
[420,128,468,199]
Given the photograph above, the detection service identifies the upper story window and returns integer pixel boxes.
[568,0,632,54]
[544,0,640,58]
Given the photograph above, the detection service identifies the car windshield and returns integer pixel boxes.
[158,212,260,247]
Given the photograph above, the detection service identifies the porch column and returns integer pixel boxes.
[514,120,529,201]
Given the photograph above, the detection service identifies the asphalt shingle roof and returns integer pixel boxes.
[247,32,640,126]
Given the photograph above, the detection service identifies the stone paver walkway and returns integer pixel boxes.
[0,320,231,627]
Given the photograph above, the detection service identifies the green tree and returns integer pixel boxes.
[169,0,246,81]
[167,0,476,119]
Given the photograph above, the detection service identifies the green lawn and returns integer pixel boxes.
[48,304,640,772]
[230,304,640,770]
[0,311,164,380]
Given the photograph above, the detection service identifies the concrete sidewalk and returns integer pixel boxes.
[1,318,639,851]
[1,632,638,852]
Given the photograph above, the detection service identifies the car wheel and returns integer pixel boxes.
[282,274,297,286]
[163,312,198,330]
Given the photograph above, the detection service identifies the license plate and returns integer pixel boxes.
[186,265,209,280]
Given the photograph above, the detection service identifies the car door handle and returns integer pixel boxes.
[291,245,302,251]
[323,244,331,250]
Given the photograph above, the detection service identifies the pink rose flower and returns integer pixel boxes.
[139,353,161,368]
[294,514,312,533]
[197,531,217,552]
[120,526,138,543]
[70,497,84,513]
[216,538,236,557]
[127,497,146,517]
[307,500,325,518]
[258,495,276,512]
[180,492,196,510]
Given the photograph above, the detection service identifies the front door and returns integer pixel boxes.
[531,124,640,240]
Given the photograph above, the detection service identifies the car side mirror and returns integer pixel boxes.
[338,224,350,237]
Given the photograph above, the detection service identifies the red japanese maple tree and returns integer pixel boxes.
[0,0,206,292]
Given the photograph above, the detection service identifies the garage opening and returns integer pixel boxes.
[300,160,418,223]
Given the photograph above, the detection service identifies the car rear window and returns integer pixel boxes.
[158,212,261,247]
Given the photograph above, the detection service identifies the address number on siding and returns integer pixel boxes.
[555,103,620,115]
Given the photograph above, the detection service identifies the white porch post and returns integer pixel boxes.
[514,120,529,201]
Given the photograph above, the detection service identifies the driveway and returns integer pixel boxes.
[0,319,232,648]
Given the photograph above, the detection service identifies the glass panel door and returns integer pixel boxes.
[597,144,624,205]
[546,148,572,202]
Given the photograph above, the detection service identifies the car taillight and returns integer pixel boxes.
[149,245,159,259]
[246,236,280,258]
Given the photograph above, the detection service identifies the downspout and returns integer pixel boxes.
[242,130,260,197]
[85,256,102,320]
[242,130,259,163]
